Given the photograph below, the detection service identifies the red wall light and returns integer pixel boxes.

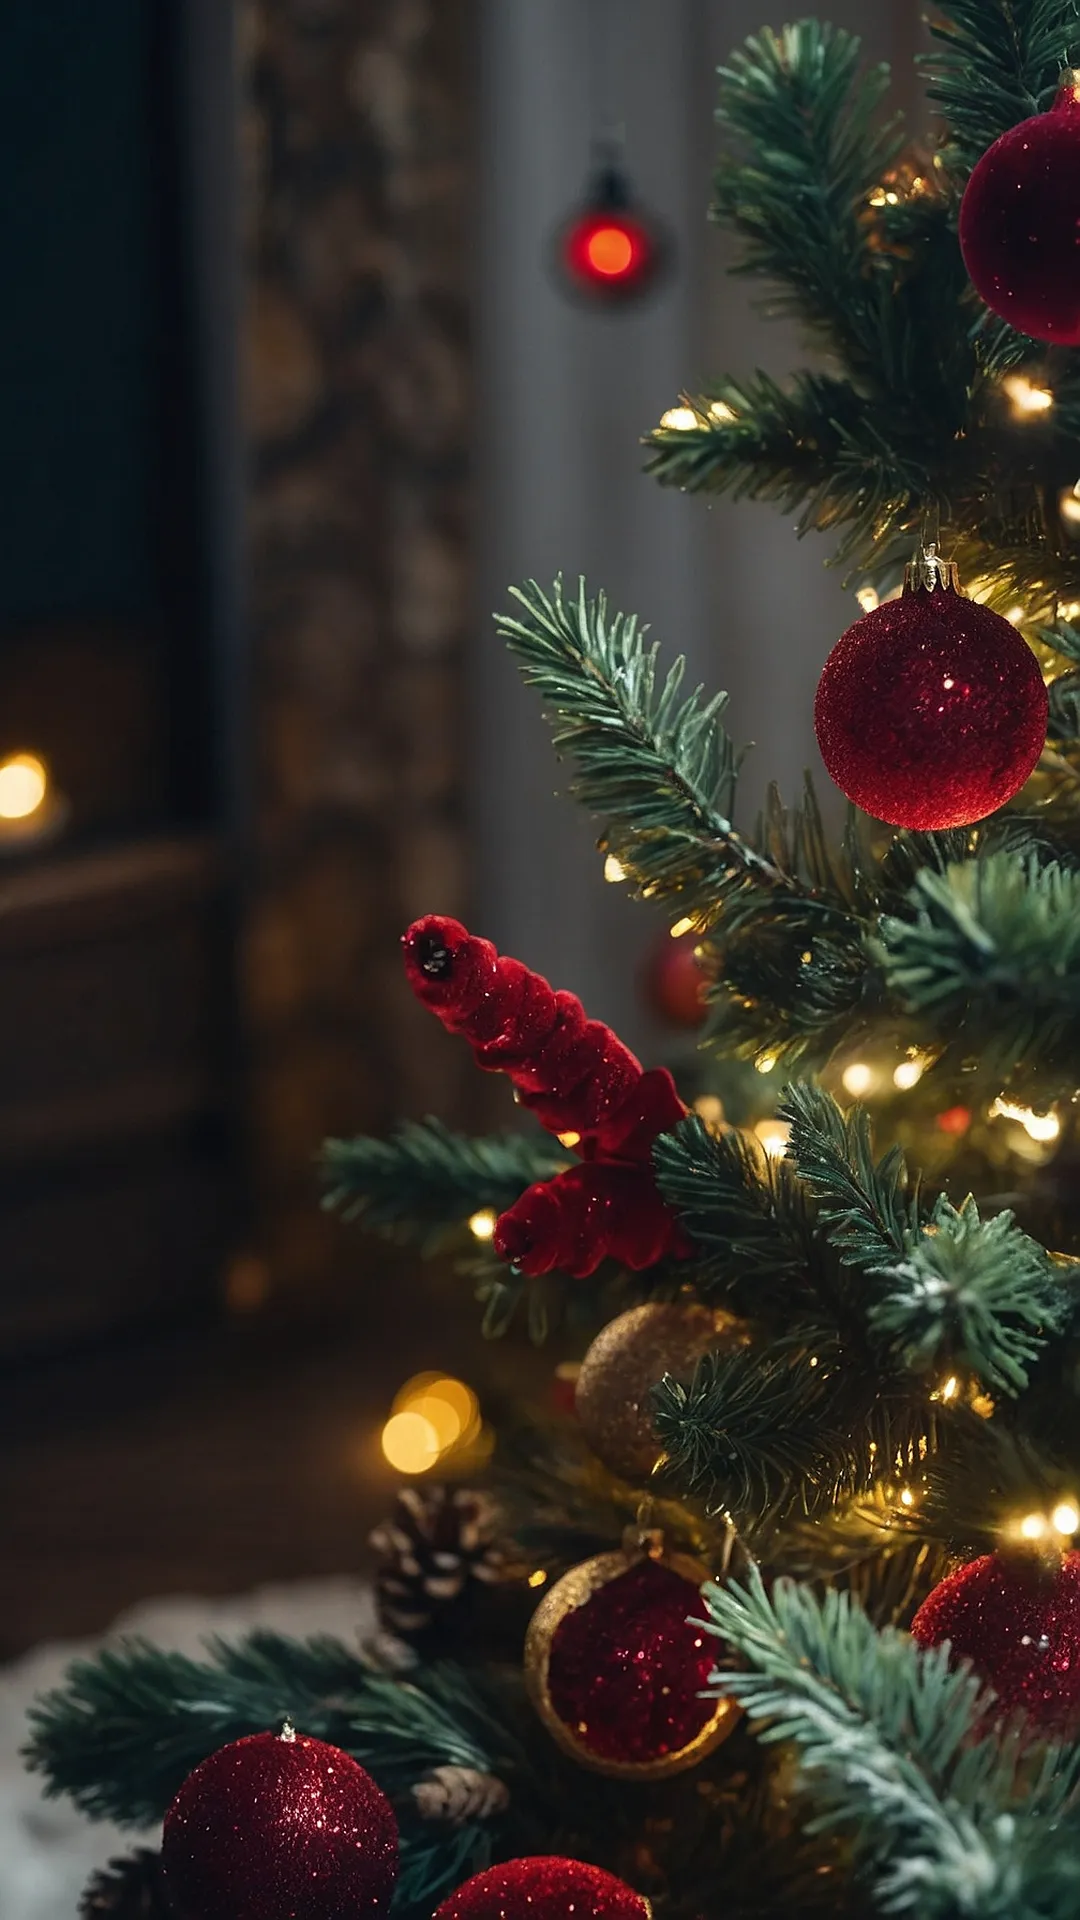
[555,163,669,306]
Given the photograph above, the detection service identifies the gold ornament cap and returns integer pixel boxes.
[903,542,960,596]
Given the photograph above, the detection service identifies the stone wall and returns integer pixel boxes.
[241,0,474,1293]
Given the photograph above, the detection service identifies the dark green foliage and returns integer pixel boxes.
[80,1851,170,1920]
[702,1568,1080,1918]
[321,1119,566,1253]
[925,0,1079,174]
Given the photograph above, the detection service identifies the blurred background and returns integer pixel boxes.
[0,0,919,1656]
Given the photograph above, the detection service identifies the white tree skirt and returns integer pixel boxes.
[0,1578,376,1920]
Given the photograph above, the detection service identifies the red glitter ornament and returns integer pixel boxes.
[161,1727,398,1920]
[814,551,1047,829]
[434,1857,651,1920]
[960,77,1080,343]
[645,931,708,1029]
[524,1545,739,1777]
[911,1550,1080,1734]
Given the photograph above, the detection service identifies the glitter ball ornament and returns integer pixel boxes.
[644,931,707,1029]
[434,1857,651,1920]
[524,1541,738,1777]
[575,1301,738,1482]
[911,1549,1080,1734]
[161,1727,398,1920]
[960,75,1080,342]
[814,549,1047,829]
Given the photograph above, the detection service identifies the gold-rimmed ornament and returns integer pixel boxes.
[524,1526,739,1779]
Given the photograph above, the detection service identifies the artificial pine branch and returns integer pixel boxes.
[321,1119,566,1252]
[925,0,1079,176]
[701,1568,1080,1918]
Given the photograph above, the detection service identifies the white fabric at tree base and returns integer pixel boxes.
[0,1579,376,1920]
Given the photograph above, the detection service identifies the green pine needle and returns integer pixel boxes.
[321,1119,566,1252]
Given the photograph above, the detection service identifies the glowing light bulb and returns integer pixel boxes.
[528,1568,548,1589]
[0,752,48,821]
[1052,1502,1079,1536]
[693,1094,725,1128]
[603,854,627,883]
[989,1098,1060,1142]
[1019,1512,1048,1541]
[670,915,695,938]
[381,1410,440,1474]
[841,1061,876,1097]
[659,406,698,431]
[893,1058,925,1090]
[940,1376,959,1402]
[754,1119,790,1158]
[755,1052,778,1075]
[708,399,735,422]
[856,586,880,612]
[468,1208,497,1241]
[1060,486,1080,528]
[1003,375,1054,417]
[557,1129,581,1149]
[585,225,634,276]
[899,1488,916,1508]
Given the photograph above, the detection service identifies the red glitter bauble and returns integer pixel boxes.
[524,1549,738,1777]
[814,582,1047,829]
[911,1550,1080,1734]
[960,81,1080,342]
[161,1729,398,1920]
[434,1857,650,1920]
[645,932,707,1029]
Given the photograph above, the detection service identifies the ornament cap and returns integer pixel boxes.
[903,543,961,596]
[1054,67,1080,107]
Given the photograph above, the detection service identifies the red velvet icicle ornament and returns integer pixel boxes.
[402,915,688,1276]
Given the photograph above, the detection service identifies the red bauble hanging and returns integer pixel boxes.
[960,76,1080,342]
[814,549,1047,829]
[911,1549,1080,1734]
[161,1728,398,1920]
[434,1857,651,1920]
[644,930,708,1029]
[557,160,668,305]
[524,1539,739,1777]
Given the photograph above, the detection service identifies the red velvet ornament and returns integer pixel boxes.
[960,78,1080,343]
[434,1857,650,1920]
[644,931,707,1029]
[814,557,1047,829]
[911,1550,1080,1734]
[403,916,688,1276]
[161,1728,398,1920]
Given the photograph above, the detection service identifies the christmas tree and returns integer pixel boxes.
[24,6,1080,1917]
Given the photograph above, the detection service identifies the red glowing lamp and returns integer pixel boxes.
[556,161,668,305]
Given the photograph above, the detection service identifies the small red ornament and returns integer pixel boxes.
[645,931,707,1029]
[558,160,666,305]
[911,1549,1080,1734]
[524,1543,739,1777]
[814,549,1047,829]
[402,915,688,1276]
[960,76,1080,343]
[434,1857,651,1920]
[161,1727,398,1920]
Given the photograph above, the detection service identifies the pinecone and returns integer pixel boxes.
[369,1485,504,1639]
[412,1764,510,1825]
[79,1851,172,1920]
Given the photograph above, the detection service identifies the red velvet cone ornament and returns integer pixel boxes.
[435,1857,651,1920]
[524,1538,739,1777]
[911,1549,1080,1734]
[161,1726,398,1920]
[960,75,1080,343]
[403,916,688,1275]
[814,547,1047,829]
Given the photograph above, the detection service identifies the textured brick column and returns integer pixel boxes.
[242,0,474,1292]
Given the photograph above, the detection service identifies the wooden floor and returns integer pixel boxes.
[0,1257,546,1659]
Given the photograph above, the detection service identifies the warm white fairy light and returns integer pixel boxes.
[1002,374,1054,417]
[670,915,696,938]
[755,1052,778,1075]
[603,854,627,883]
[989,1098,1060,1143]
[557,1130,581,1149]
[754,1119,790,1157]
[856,586,880,612]
[1060,487,1080,528]
[660,406,699,430]
[893,1058,925,1090]
[841,1061,877,1097]
[709,400,735,422]
[693,1094,725,1128]
[1052,1501,1080,1536]
[0,752,48,822]
[1019,1511,1048,1541]
[468,1208,497,1240]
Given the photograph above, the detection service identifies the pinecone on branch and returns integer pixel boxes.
[369,1484,504,1640]
[412,1764,510,1825]
[79,1851,172,1920]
